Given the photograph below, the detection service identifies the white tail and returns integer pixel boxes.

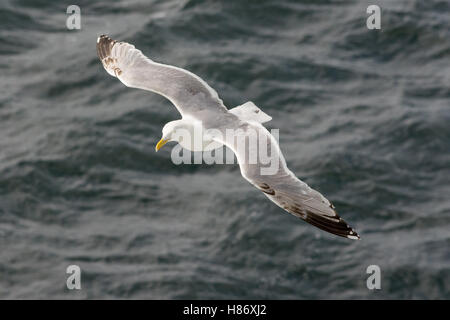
[229,101,272,124]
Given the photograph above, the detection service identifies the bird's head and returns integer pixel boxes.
[155,120,194,152]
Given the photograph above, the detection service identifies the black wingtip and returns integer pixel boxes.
[345,221,361,240]
[346,229,361,240]
[302,209,361,240]
[96,34,116,60]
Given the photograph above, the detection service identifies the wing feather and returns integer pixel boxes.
[96,35,227,117]
[213,122,360,240]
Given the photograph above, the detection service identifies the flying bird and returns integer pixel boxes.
[96,35,360,240]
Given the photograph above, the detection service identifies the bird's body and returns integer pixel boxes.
[97,35,360,240]
[160,102,272,152]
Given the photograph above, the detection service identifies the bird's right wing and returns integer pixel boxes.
[213,121,360,240]
[96,35,227,117]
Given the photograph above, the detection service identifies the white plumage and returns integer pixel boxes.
[97,35,360,240]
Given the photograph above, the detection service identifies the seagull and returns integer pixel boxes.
[96,35,360,240]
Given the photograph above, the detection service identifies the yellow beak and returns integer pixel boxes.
[155,138,170,152]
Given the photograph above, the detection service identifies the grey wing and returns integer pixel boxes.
[96,35,227,118]
[214,121,360,240]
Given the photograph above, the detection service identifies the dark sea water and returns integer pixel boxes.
[1,0,449,299]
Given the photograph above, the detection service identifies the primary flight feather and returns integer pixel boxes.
[96,35,360,240]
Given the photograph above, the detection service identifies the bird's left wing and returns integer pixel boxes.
[96,35,227,117]
[213,121,360,240]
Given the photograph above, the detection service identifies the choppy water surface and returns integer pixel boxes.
[0,0,449,299]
